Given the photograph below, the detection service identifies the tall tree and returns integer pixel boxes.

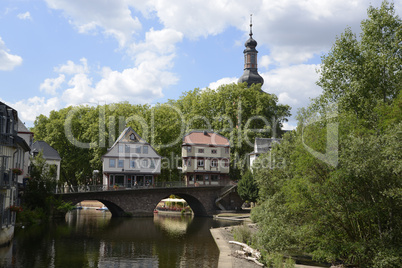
[251,1,402,266]
[316,0,401,121]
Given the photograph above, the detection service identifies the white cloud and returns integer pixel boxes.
[8,97,61,125]
[17,12,31,20]
[147,0,245,39]
[55,58,89,75]
[51,55,177,106]
[45,0,142,47]
[207,77,238,90]
[0,37,22,71]
[40,74,65,95]
[262,64,322,125]
[282,121,297,131]
[129,28,183,64]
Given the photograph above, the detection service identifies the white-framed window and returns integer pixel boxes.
[186,146,192,152]
[187,159,191,167]
[198,148,204,153]
[142,159,149,168]
[211,149,217,154]
[135,146,141,153]
[211,159,218,167]
[109,159,115,167]
[118,160,124,168]
[125,145,130,153]
[223,159,229,167]
[130,160,136,168]
[197,159,204,167]
[118,144,124,153]
[150,159,155,169]
[143,146,148,154]
[225,147,229,154]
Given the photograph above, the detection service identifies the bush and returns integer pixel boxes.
[233,223,253,245]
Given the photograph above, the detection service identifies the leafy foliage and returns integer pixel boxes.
[251,2,402,267]
[237,170,259,203]
[30,84,290,187]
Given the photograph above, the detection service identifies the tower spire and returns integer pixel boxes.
[238,14,264,87]
[249,14,253,37]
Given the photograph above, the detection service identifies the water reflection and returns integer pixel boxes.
[0,210,237,267]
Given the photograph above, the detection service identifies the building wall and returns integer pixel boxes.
[103,143,161,174]
[182,145,230,174]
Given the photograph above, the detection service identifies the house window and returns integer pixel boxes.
[211,175,219,181]
[118,160,124,168]
[150,160,155,169]
[125,145,130,153]
[130,160,136,168]
[198,149,204,153]
[211,149,217,154]
[143,146,148,154]
[187,159,191,167]
[225,147,229,154]
[197,159,204,167]
[118,144,124,153]
[223,159,229,167]
[109,159,115,167]
[186,146,192,152]
[135,146,141,153]
[130,133,137,141]
[211,159,218,167]
[142,159,149,168]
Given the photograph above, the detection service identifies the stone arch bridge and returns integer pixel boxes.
[55,185,243,217]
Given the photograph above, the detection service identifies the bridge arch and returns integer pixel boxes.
[56,186,242,217]
[162,193,207,216]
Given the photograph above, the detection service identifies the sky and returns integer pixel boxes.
[0,0,400,130]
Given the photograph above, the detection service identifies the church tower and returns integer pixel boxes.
[238,15,264,87]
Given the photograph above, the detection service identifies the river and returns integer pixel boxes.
[0,209,239,268]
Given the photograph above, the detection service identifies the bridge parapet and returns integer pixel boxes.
[54,181,234,194]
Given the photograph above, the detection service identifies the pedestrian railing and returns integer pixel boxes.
[54,181,231,194]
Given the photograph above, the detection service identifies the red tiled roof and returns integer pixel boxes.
[183,131,229,146]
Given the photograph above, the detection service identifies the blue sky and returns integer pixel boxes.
[1,0,400,129]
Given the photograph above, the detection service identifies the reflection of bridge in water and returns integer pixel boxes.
[56,183,243,217]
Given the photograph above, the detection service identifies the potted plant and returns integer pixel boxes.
[11,168,23,175]
[9,205,23,213]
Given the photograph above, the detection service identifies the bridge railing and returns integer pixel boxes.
[54,181,231,194]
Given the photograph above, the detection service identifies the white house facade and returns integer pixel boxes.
[102,127,161,189]
[182,131,230,186]
[249,137,281,170]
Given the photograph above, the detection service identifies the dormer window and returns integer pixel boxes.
[130,133,137,141]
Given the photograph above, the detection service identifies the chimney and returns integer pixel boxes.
[203,131,208,136]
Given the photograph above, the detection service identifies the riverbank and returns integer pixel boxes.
[210,212,328,268]
[211,212,262,268]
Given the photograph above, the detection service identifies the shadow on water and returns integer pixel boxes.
[0,209,239,268]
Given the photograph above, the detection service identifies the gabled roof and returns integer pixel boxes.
[32,141,61,161]
[109,127,146,149]
[17,119,33,134]
[183,131,229,146]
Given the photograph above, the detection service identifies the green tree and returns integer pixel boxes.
[237,170,259,203]
[24,152,57,210]
[251,1,402,266]
[317,0,401,120]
